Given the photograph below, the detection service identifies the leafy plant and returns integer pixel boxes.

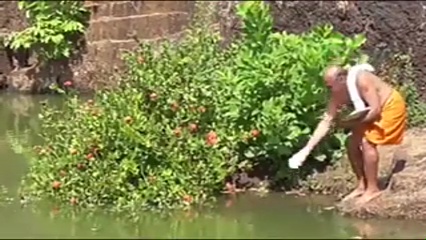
[18,1,366,214]
[5,1,89,62]
[377,53,426,127]
[216,1,366,186]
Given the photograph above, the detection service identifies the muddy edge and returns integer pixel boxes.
[301,128,426,220]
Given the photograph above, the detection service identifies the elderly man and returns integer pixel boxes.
[289,65,407,204]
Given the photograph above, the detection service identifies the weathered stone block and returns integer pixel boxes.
[86,20,102,42]
[109,17,133,40]
[0,49,11,75]
[86,40,137,72]
[136,1,190,15]
[110,1,140,18]
[88,20,113,42]
[135,14,169,39]
[167,12,189,34]
[131,12,188,40]
[88,41,116,67]
[88,2,111,20]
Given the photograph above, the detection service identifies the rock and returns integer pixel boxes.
[8,67,38,93]
[7,60,74,93]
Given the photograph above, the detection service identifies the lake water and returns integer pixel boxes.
[0,94,426,239]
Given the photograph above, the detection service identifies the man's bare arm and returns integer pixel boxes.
[358,72,381,123]
[304,99,339,152]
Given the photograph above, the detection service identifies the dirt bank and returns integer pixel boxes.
[302,128,426,220]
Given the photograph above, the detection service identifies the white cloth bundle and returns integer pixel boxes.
[346,63,375,111]
[288,155,303,169]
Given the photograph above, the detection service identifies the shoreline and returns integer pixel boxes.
[299,128,426,220]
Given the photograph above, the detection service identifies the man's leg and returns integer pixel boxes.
[341,131,366,201]
[357,139,381,204]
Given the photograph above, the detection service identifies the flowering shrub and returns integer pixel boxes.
[19,1,365,213]
[216,2,367,185]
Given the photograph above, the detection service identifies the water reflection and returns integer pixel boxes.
[350,218,426,239]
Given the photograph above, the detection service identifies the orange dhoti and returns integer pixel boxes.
[364,89,407,145]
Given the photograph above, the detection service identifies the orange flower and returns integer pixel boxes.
[52,181,61,190]
[70,197,78,206]
[77,163,86,170]
[206,131,218,146]
[149,93,158,102]
[69,148,78,155]
[38,148,47,156]
[198,106,206,113]
[183,195,193,204]
[174,127,182,138]
[188,123,198,133]
[138,57,145,64]
[171,102,180,112]
[251,129,260,138]
[86,153,95,161]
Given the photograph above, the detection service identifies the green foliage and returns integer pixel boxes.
[19,1,365,214]
[217,1,365,184]
[5,0,89,61]
[378,54,426,127]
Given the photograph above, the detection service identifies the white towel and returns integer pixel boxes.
[346,63,375,111]
[288,154,303,169]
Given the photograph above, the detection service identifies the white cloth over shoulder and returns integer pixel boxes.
[346,63,375,111]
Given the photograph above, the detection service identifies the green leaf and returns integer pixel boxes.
[314,154,327,162]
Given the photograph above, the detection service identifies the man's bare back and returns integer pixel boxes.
[360,71,393,108]
[331,71,394,111]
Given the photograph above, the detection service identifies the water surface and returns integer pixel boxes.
[0,94,425,239]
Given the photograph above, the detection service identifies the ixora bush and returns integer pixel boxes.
[216,1,366,186]
[19,1,365,213]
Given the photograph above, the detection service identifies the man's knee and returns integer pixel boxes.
[361,139,378,162]
[346,132,363,150]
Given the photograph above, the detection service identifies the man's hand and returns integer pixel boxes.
[288,147,311,169]
[335,109,369,129]
[336,118,362,129]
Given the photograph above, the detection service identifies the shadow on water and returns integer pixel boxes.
[0,94,425,239]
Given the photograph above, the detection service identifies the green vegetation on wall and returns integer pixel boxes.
[5,0,89,62]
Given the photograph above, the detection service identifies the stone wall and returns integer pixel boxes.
[75,1,195,90]
[0,1,195,92]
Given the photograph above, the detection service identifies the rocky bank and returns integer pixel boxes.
[304,129,426,220]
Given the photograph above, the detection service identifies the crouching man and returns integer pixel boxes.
[288,65,407,205]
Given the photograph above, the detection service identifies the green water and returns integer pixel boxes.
[0,94,426,239]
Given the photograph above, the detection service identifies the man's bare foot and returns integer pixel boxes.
[356,190,382,205]
[341,187,365,202]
